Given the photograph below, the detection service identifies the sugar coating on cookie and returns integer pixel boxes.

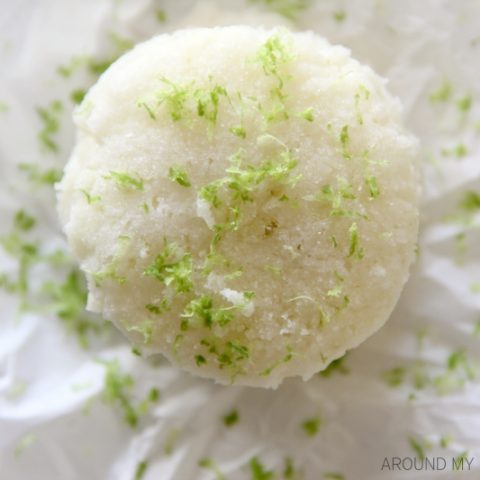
[57,26,420,388]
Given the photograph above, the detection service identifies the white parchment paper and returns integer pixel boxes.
[1,1,479,479]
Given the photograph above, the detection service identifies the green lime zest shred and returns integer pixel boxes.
[348,222,364,259]
[145,298,169,315]
[144,240,193,293]
[199,457,226,480]
[339,125,351,159]
[81,189,102,204]
[320,353,349,377]
[195,354,207,366]
[155,9,167,23]
[14,210,36,231]
[249,457,274,480]
[70,89,87,105]
[255,32,295,123]
[229,125,247,138]
[92,235,130,286]
[199,145,299,252]
[429,80,452,103]
[19,163,62,186]
[134,461,149,480]
[365,175,380,198]
[222,409,239,427]
[14,433,37,457]
[126,320,155,345]
[181,294,250,329]
[36,100,63,153]
[56,56,87,78]
[439,434,453,449]
[43,269,103,348]
[305,178,364,219]
[324,473,345,480]
[105,171,144,191]
[142,77,229,127]
[260,346,293,376]
[354,85,370,125]
[332,10,346,22]
[297,107,314,122]
[456,95,472,113]
[168,166,191,187]
[474,320,480,336]
[154,78,186,115]
[460,191,480,212]
[383,366,407,387]
[302,416,321,436]
[407,435,432,461]
[99,359,159,428]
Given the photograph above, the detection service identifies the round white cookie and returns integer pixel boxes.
[57,26,420,388]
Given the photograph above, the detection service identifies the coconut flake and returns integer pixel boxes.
[196,197,215,228]
[221,288,255,316]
